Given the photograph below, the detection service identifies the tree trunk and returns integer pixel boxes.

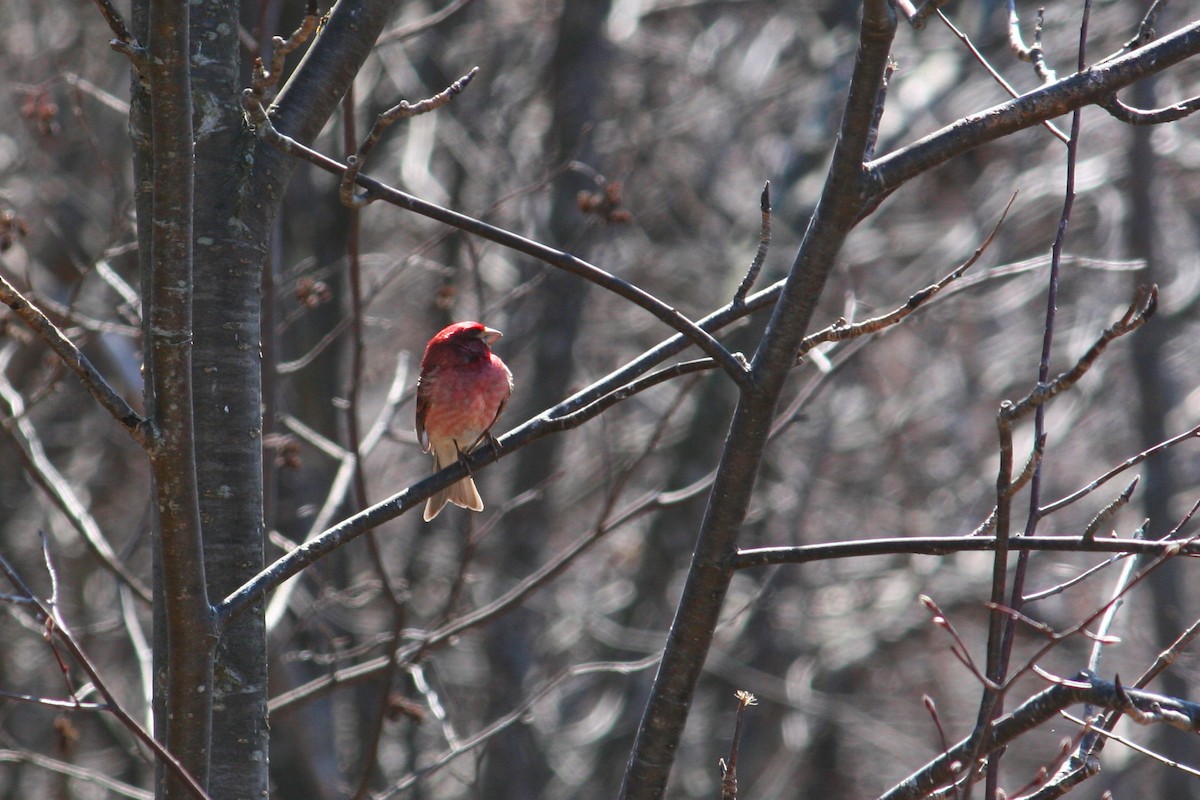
[190,0,270,796]
[128,1,399,796]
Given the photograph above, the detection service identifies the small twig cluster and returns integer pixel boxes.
[339,68,479,208]
[0,553,210,800]
[718,690,757,800]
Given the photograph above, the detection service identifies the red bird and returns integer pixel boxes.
[416,321,514,521]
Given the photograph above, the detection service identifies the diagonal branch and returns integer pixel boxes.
[1000,285,1156,423]
[242,92,752,386]
[340,68,480,207]
[0,272,149,445]
[620,4,900,798]
[879,673,1200,800]
[798,191,1015,363]
[216,275,782,628]
[0,354,151,601]
[867,19,1200,205]
[0,554,210,800]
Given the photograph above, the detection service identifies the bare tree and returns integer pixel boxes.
[2,1,1200,799]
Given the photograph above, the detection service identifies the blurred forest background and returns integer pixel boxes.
[2,0,1200,798]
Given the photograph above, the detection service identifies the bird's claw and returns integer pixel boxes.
[453,439,474,476]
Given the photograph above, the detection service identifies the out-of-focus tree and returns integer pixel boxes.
[2,2,1200,800]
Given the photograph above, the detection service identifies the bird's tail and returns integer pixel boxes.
[424,444,485,521]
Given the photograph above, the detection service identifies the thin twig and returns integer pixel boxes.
[1135,613,1200,692]
[248,14,319,101]
[732,182,771,306]
[0,274,150,445]
[241,91,751,386]
[799,191,1016,363]
[1082,477,1139,541]
[377,0,479,44]
[1001,286,1157,424]
[937,9,1068,143]
[0,555,211,800]
[340,69,479,207]
[1022,551,1131,603]
[1042,423,1200,515]
[1098,93,1200,124]
[544,359,715,430]
[719,690,757,800]
[1060,711,1200,777]
[1103,0,1173,58]
[0,354,151,600]
[732,534,1200,570]
[1006,2,1057,82]
[922,596,993,688]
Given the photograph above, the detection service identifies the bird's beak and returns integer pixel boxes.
[482,327,503,344]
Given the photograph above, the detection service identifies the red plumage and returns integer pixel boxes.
[416,321,514,522]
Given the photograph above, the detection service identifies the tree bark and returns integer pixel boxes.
[141,0,215,796]
[189,0,270,796]
[129,1,400,797]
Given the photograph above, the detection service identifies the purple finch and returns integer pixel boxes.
[416,321,513,521]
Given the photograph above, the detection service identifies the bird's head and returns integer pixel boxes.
[424,321,503,364]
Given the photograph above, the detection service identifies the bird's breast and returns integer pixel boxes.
[421,357,512,442]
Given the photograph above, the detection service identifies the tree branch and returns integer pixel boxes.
[0,554,210,800]
[0,272,149,445]
[879,673,1200,800]
[1099,93,1200,124]
[0,357,151,601]
[619,3,899,798]
[242,92,752,386]
[216,256,791,627]
[733,535,1200,570]
[867,19,1200,205]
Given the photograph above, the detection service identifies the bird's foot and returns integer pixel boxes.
[453,440,474,476]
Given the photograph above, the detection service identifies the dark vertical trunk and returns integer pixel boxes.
[1125,72,1196,800]
[139,0,216,796]
[189,1,271,797]
[127,1,398,797]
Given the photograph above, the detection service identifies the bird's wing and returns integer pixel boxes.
[415,369,433,452]
[482,355,514,434]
